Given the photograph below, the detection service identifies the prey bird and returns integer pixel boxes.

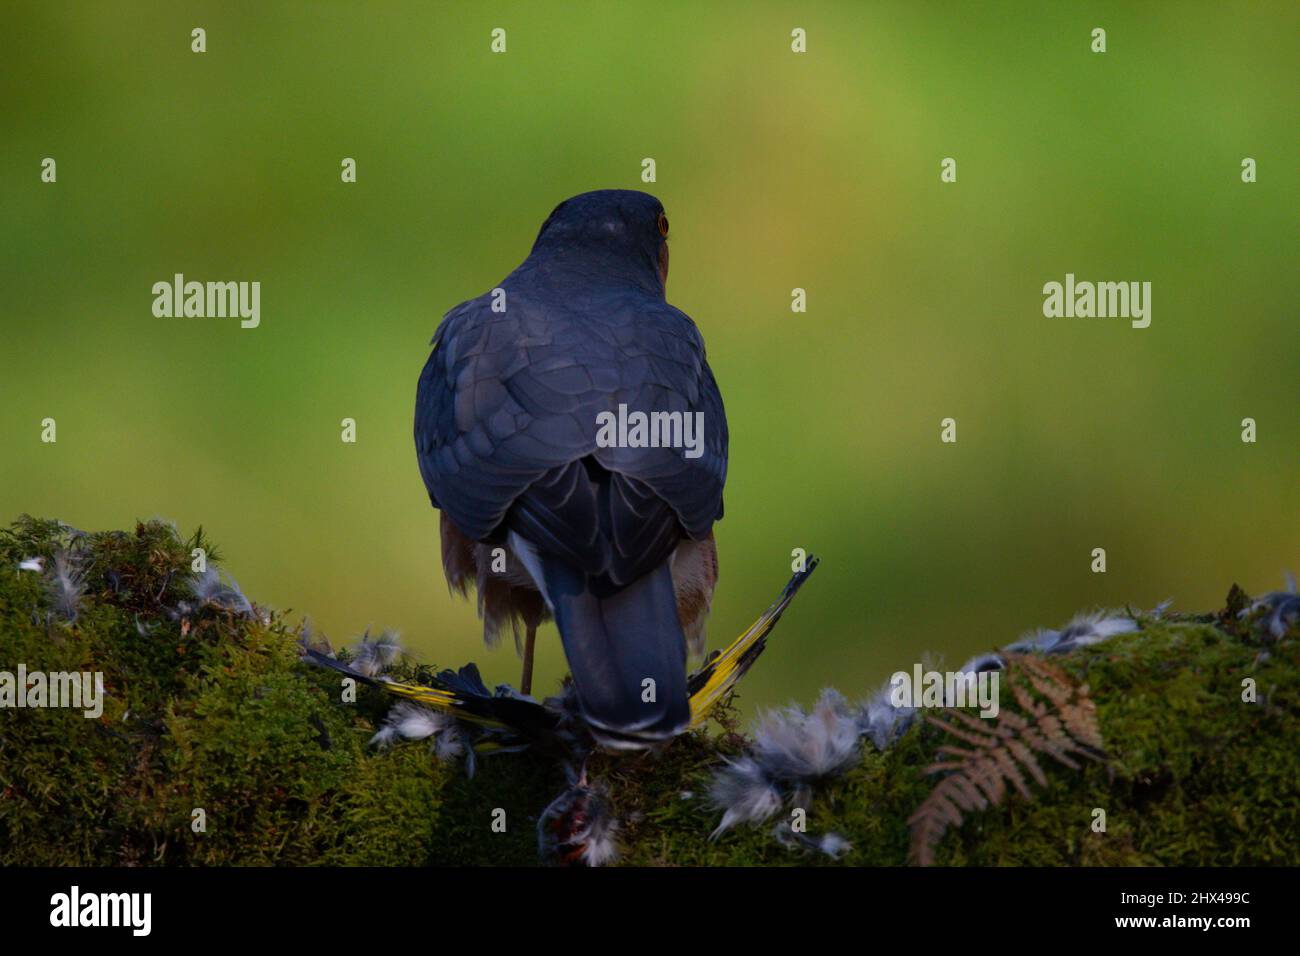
[300,556,820,754]
[414,190,728,750]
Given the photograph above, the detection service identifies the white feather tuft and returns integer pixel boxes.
[1007,609,1137,654]
[857,680,918,751]
[188,568,254,618]
[349,628,403,677]
[48,550,87,623]
[708,756,785,837]
[750,689,862,780]
[369,701,470,769]
[1241,576,1300,641]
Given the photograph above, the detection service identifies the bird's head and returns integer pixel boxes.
[531,189,671,293]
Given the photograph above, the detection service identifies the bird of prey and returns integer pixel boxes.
[414,189,728,750]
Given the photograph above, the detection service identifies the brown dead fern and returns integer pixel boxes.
[907,654,1105,865]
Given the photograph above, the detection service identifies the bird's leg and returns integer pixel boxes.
[520,623,537,695]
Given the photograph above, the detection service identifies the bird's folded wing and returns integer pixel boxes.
[415,295,727,545]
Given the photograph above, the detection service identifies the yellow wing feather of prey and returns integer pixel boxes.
[377,680,514,731]
[687,558,818,726]
[688,607,773,726]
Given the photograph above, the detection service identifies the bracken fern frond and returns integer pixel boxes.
[907,654,1104,865]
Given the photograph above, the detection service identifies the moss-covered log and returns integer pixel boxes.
[0,517,1294,866]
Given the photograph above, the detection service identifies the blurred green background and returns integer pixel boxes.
[2,1,1296,718]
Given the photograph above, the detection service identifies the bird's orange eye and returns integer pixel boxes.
[657,212,669,237]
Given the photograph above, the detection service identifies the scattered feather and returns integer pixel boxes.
[959,652,1007,674]
[348,628,403,677]
[1007,610,1137,655]
[856,679,919,751]
[369,701,473,773]
[751,689,862,780]
[48,550,86,623]
[709,689,861,836]
[856,653,1001,752]
[708,755,783,836]
[773,821,852,859]
[296,618,333,656]
[186,568,254,618]
[371,701,443,745]
[1240,575,1299,642]
[818,830,853,858]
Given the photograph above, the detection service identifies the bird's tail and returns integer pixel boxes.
[542,557,691,750]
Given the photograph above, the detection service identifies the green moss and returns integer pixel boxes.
[0,516,1294,865]
[0,517,446,866]
[674,614,1297,867]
